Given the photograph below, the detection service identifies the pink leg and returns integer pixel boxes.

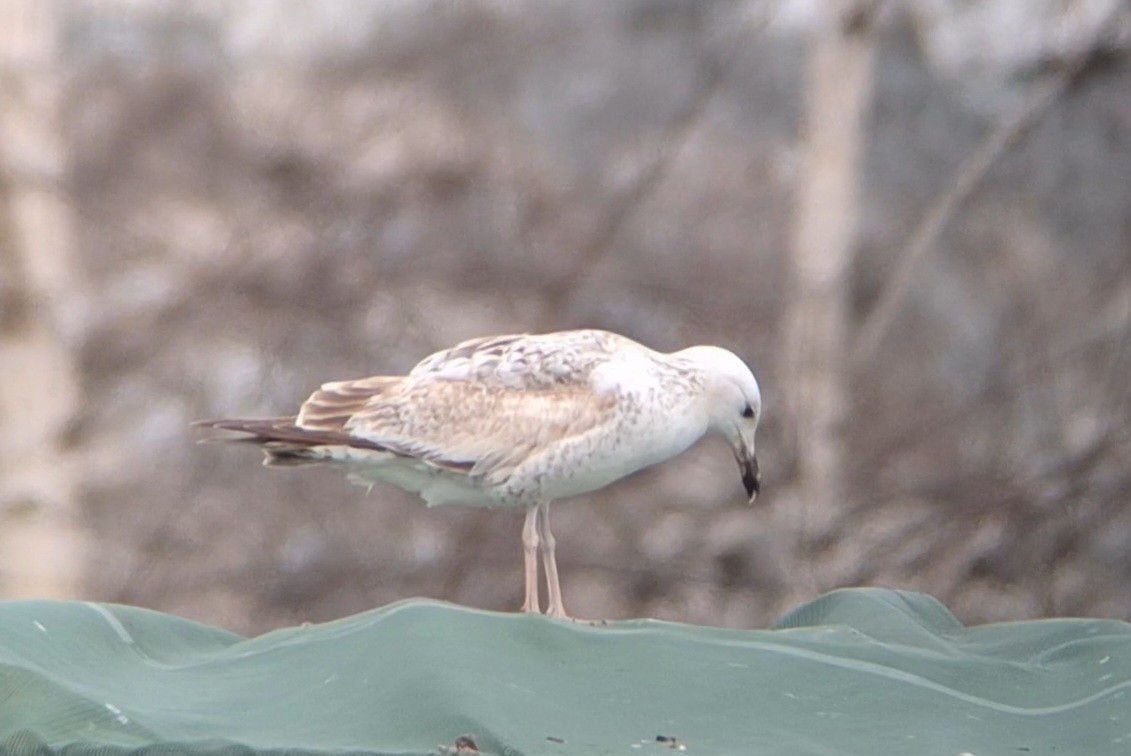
[520,505,540,613]
[537,501,568,619]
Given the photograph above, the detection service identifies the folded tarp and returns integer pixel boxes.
[1,588,1128,755]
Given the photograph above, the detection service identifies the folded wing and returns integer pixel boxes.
[408,329,640,389]
[203,331,633,486]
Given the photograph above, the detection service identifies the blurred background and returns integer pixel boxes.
[1,0,1129,635]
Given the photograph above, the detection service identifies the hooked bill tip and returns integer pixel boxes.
[744,476,760,504]
[741,455,760,504]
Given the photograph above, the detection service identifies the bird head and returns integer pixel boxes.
[677,345,762,505]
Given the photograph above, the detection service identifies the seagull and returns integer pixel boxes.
[197,329,762,620]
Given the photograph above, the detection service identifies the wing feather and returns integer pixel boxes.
[408,329,641,389]
[346,379,617,483]
[202,330,637,486]
[296,376,401,431]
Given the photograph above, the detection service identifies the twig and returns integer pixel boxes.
[852,63,1087,367]
[535,14,755,329]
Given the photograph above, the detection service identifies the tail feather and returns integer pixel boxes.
[193,417,296,437]
[193,417,392,457]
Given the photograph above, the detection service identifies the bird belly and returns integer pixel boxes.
[270,442,503,508]
[341,454,507,508]
[513,411,705,502]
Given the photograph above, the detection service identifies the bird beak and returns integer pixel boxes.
[734,440,760,505]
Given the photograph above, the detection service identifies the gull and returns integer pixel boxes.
[197,329,762,620]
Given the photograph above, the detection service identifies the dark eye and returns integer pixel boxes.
[742,404,755,419]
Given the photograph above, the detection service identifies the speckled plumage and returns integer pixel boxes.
[198,329,762,619]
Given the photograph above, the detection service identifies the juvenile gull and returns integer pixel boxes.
[197,329,762,619]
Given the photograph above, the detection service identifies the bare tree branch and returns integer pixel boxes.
[535,11,760,329]
[852,62,1088,367]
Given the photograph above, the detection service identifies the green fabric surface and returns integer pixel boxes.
[1,588,1129,755]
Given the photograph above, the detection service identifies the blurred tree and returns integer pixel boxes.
[780,0,879,595]
[0,0,85,599]
[14,0,1129,631]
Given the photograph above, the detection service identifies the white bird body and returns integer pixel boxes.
[199,329,762,619]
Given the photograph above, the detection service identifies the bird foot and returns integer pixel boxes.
[545,609,608,626]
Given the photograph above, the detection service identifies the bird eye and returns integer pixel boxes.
[742,404,755,419]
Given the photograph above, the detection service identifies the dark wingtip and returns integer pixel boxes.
[192,417,291,432]
[193,417,391,454]
[191,418,296,446]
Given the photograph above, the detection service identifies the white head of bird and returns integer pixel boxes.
[675,345,762,504]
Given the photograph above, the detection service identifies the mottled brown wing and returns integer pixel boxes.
[407,329,641,390]
[295,376,402,432]
[203,330,632,480]
[343,378,618,482]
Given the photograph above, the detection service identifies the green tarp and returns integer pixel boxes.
[0,588,1128,755]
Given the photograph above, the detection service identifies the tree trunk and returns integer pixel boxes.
[779,0,878,596]
[0,0,85,599]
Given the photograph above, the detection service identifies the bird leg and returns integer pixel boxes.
[536,501,568,619]
[521,505,540,613]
